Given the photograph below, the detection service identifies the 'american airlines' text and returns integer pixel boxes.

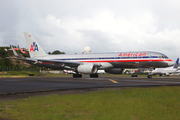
[118,53,146,57]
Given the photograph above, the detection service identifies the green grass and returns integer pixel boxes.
[7,71,40,75]
[0,71,40,77]
[0,71,71,77]
[0,86,180,120]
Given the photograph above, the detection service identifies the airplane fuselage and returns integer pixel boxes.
[27,51,173,70]
[10,32,175,78]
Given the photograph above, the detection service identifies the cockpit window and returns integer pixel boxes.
[165,56,168,59]
[159,56,169,59]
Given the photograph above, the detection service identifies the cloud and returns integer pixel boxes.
[0,0,180,61]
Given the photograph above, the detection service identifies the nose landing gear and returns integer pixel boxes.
[147,67,154,78]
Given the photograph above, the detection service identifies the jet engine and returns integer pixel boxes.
[164,73,169,76]
[77,64,98,74]
[105,68,124,74]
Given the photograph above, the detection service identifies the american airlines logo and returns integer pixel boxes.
[118,52,146,57]
[30,42,39,52]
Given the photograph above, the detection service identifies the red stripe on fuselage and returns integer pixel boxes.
[78,59,172,63]
[43,62,51,64]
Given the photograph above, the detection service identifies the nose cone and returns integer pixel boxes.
[168,61,174,66]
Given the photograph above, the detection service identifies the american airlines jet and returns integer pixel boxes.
[10,32,174,78]
[151,58,179,76]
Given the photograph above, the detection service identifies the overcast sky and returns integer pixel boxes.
[0,0,180,61]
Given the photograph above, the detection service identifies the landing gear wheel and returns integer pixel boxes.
[73,74,82,78]
[78,74,82,78]
[147,75,152,78]
[90,74,99,78]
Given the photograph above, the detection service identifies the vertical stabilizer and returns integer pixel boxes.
[173,58,179,69]
[24,32,47,58]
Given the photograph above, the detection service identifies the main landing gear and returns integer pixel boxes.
[90,74,98,78]
[73,74,82,78]
[73,74,99,78]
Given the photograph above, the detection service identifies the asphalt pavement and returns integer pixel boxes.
[0,76,180,95]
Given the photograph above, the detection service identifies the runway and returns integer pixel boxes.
[0,76,180,95]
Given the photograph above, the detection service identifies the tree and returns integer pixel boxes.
[52,50,65,54]
[0,47,13,67]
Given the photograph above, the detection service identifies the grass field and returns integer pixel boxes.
[0,86,180,120]
[0,71,72,78]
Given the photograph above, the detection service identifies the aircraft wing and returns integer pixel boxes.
[30,58,82,66]
[8,56,101,69]
[27,58,101,67]
[8,47,101,68]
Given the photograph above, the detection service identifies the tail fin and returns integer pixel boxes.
[173,58,179,69]
[24,32,47,58]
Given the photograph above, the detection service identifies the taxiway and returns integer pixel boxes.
[0,76,180,95]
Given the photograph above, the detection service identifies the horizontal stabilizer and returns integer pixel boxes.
[11,47,20,58]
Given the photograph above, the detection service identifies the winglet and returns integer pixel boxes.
[173,58,179,69]
[11,47,20,58]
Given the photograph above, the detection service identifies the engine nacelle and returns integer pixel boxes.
[105,68,124,74]
[77,64,98,74]
[164,73,169,76]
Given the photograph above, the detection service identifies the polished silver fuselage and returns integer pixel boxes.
[26,51,173,70]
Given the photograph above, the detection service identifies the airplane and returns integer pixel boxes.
[150,58,179,76]
[9,32,174,78]
[63,70,76,74]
